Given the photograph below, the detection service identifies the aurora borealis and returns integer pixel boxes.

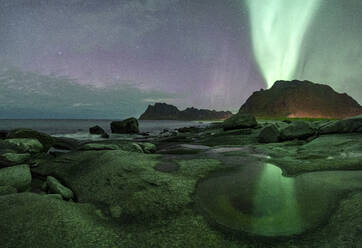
[0,0,361,118]
[246,0,321,88]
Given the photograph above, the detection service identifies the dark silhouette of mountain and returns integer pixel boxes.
[139,103,232,120]
[239,80,362,119]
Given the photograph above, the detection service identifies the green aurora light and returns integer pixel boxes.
[246,0,321,88]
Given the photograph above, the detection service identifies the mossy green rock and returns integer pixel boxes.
[3,138,44,153]
[0,164,31,191]
[0,152,31,164]
[46,176,74,200]
[0,193,121,248]
[33,150,222,221]
[7,128,54,152]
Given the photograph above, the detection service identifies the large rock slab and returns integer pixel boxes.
[7,128,54,152]
[280,121,315,140]
[0,164,31,191]
[111,117,139,134]
[320,115,362,134]
[223,113,257,131]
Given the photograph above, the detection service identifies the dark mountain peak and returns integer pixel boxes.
[239,80,362,119]
[139,103,232,120]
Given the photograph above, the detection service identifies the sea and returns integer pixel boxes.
[0,119,209,140]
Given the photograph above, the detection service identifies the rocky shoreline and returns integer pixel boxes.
[0,114,361,247]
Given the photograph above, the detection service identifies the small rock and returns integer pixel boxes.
[89,125,106,135]
[101,133,110,139]
[138,143,157,154]
[131,143,144,153]
[109,205,122,218]
[46,176,74,200]
[0,164,32,191]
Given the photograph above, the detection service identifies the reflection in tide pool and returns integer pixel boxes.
[196,163,362,237]
[252,164,302,236]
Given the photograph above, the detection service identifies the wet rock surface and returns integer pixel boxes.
[0,119,361,248]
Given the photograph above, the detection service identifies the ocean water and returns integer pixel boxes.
[0,119,208,140]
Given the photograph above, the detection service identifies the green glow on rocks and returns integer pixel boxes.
[246,0,321,87]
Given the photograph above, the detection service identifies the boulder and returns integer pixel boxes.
[0,164,32,191]
[3,138,44,153]
[7,129,54,152]
[320,115,362,134]
[280,121,315,140]
[110,117,139,134]
[46,176,74,200]
[223,113,257,131]
[258,124,280,143]
[89,125,106,135]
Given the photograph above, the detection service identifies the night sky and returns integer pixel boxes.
[0,0,361,118]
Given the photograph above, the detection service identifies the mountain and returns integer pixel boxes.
[239,80,362,119]
[139,103,232,120]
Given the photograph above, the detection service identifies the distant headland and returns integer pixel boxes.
[139,103,232,121]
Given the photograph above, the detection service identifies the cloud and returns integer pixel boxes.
[0,66,175,118]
